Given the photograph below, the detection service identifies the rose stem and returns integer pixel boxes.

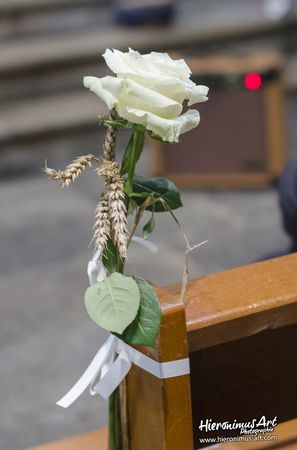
[108,392,117,450]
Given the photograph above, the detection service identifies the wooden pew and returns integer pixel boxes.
[26,253,297,450]
[26,430,107,450]
[127,252,297,449]
[26,417,297,450]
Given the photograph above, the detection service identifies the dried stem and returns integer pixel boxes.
[103,109,118,161]
[158,198,207,305]
[119,379,130,450]
[127,196,155,249]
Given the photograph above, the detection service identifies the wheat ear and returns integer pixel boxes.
[93,195,111,254]
[97,160,128,259]
[44,154,95,187]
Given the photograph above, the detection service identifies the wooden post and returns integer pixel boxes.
[127,285,194,450]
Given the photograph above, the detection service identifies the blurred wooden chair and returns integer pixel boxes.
[26,253,297,450]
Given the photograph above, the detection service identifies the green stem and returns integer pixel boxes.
[126,128,145,196]
[108,128,145,450]
[109,392,117,450]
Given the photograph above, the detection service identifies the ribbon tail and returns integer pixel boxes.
[131,236,158,254]
[91,348,132,399]
[56,335,116,408]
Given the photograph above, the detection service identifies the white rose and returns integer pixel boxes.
[84,48,209,143]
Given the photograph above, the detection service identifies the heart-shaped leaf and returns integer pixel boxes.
[132,176,182,212]
[84,272,140,334]
[122,276,161,347]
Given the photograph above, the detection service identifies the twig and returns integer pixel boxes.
[158,198,208,305]
[126,195,155,249]
[103,109,118,161]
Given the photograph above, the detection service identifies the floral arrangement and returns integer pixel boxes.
[45,48,208,450]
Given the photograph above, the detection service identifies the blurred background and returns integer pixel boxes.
[1,0,297,449]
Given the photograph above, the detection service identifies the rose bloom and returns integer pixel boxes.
[84,48,209,143]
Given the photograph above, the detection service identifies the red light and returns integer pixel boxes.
[244,72,262,91]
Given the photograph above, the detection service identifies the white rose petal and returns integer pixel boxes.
[117,106,200,143]
[84,48,208,142]
[119,78,182,119]
[143,51,192,80]
[103,48,137,75]
[187,85,209,106]
[84,76,183,119]
[83,76,122,110]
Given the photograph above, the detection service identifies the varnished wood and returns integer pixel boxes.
[209,417,297,449]
[25,429,107,450]
[162,253,297,352]
[264,81,286,176]
[24,416,297,449]
[127,285,193,450]
[190,322,297,446]
[186,52,283,76]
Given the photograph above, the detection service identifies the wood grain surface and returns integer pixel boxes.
[161,253,297,351]
[126,285,193,450]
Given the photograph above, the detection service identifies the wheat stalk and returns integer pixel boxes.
[61,154,95,187]
[97,160,128,259]
[93,195,111,254]
[44,154,96,187]
[43,164,65,182]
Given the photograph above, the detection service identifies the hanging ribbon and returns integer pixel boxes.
[56,334,190,407]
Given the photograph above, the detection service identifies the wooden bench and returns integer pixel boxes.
[127,253,297,449]
[26,417,297,450]
[27,253,297,450]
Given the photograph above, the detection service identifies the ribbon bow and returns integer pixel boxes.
[57,334,190,407]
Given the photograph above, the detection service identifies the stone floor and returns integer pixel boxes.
[0,162,291,450]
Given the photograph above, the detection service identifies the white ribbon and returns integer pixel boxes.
[57,334,190,407]
[131,236,158,254]
[87,249,107,284]
[57,237,189,408]
[87,237,158,285]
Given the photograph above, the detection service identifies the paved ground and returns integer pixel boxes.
[0,157,291,450]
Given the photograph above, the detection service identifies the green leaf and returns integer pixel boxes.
[148,131,164,142]
[122,276,161,347]
[98,116,132,129]
[132,175,183,212]
[102,238,117,273]
[143,208,155,240]
[130,192,149,198]
[84,273,140,334]
[127,198,138,215]
[122,129,145,194]
[121,134,134,176]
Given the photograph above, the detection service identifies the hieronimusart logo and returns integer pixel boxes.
[199,415,278,436]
